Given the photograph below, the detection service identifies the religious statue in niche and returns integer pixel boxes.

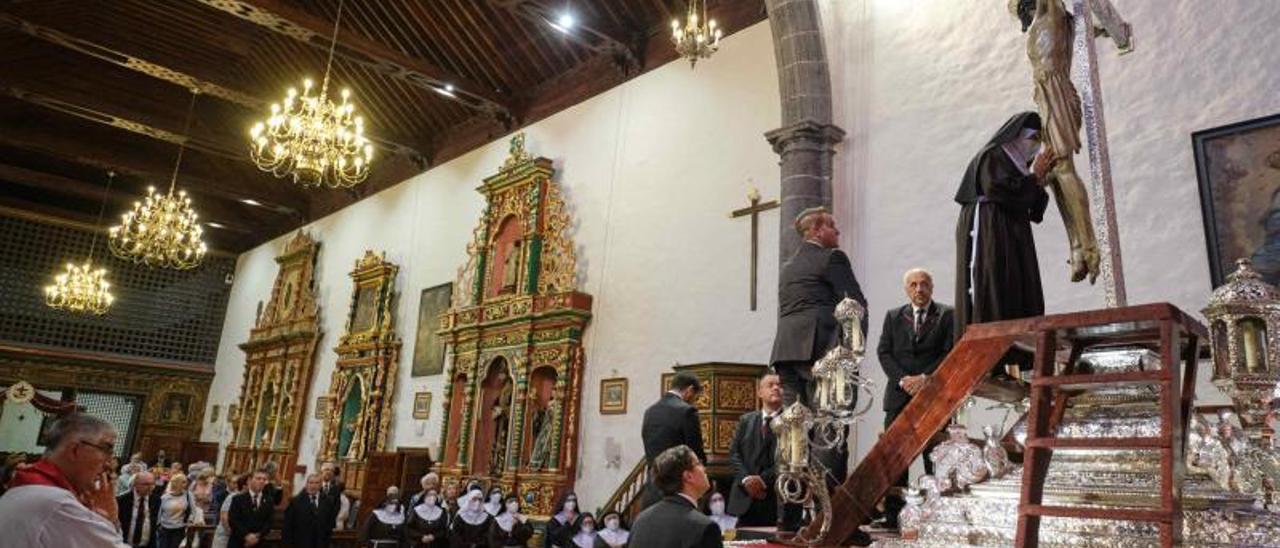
[527,394,558,471]
[1012,0,1100,283]
[501,240,523,293]
[489,378,514,475]
[162,393,192,424]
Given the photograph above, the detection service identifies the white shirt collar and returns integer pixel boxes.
[912,301,932,316]
[677,492,699,507]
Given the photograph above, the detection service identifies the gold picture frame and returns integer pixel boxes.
[600,378,628,415]
[413,392,432,420]
[314,397,330,420]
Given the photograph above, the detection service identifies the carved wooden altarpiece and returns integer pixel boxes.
[436,133,593,517]
[225,231,322,490]
[318,251,401,492]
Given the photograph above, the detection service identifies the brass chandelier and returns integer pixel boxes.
[671,0,722,67]
[249,0,372,188]
[45,172,117,315]
[109,91,208,270]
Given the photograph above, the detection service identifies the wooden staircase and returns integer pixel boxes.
[599,458,651,522]
[809,303,1206,547]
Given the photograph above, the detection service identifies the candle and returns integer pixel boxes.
[816,377,829,410]
[1242,319,1266,373]
[835,373,847,407]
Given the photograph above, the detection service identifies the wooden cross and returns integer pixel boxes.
[1072,0,1133,307]
[730,188,779,311]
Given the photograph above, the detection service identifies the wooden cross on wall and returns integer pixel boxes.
[730,188,779,311]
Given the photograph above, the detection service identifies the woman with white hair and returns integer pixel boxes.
[361,485,408,547]
[448,488,493,548]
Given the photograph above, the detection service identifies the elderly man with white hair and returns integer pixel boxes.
[875,267,955,530]
[0,413,132,547]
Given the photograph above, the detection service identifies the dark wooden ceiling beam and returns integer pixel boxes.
[0,111,306,217]
[0,13,427,162]
[492,0,648,72]
[0,161,276,236]
[190,0,514,119]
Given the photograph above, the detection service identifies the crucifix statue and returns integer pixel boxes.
[1013,0,1133,306]
[730,187,779,311]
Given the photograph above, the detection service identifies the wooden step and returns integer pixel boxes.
[1024,436,1168,449]
[1020,504,1174,522]
[973,376,1029,403]
[1030,369,1166,387]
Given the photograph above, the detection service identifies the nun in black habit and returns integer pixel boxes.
[448,489,494,548]
[954,111,1054,369]
[543,491,583,548]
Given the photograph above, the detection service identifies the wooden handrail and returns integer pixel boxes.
[598,458,650,522]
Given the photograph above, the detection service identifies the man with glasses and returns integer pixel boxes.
[0,412,132,546]
[117,471,161,547]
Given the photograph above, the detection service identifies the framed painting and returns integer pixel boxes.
[1193,113,1280,287]
[411,283,453,377]
[412,392,432,420]
[600,378,628,415]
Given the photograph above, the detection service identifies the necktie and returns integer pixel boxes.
[914,308,925,334]
[254,494,261,509]
[312,495,319,509]
[131,497,144,545]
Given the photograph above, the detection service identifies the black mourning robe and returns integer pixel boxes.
[488,514,535,547]
[406,505,449,548]
[955,111,1049,363]
[360,511,407,547]
[448,512,494,548]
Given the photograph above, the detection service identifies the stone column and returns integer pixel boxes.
[764,0,846,266]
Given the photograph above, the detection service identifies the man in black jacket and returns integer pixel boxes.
[229,469,275,548]
[770,206,868,409]
[117,471,160,547]
[876,267,955,528]
[282,474,333,548]
[639,371,706,510]
[726,374,783,527]
[629,445,722,548]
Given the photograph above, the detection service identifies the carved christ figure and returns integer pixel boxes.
[1013,0,1100,283]
[501,240,522,292]
[489,379,514,474]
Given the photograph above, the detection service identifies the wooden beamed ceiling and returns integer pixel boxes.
[0,0,766,253]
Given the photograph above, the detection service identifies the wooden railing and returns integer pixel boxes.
[598,458,651,522]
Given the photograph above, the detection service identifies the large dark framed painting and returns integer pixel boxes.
[1194,113,1280,288]
[411,282,453,377]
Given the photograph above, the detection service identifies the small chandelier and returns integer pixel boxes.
[109,91,208,270]
[671,0,722,67]
[46,172,117,315]
[249,0,372,188]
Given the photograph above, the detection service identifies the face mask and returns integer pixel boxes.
[563,500,576,512]
[581,523,595,534]
[424,496,438,506]
[385,503,399,511]
[468,500,482,511]
[506,502,520,513]
[490,493,502,503]
[605,518,620,531]
[710,500,725,515]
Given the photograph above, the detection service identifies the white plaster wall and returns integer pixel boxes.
[818,0,1280,463]
[202,22,782,507]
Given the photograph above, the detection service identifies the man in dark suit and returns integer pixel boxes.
[640,371,706,510]
[770,206,868,409]
[876,267,955,529]
[629,445,723,548]
[229,469,275,548]
[117,471,160,547]
[727,374,783,527]
[282,473,334,548]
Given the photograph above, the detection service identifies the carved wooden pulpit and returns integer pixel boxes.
[225,231,322,492]
[662,362,769,476]
[318,251,401,493]
[435,133,593,517]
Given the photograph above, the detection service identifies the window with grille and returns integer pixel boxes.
[0,214,235,365]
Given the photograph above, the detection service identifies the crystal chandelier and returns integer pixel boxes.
[45,172,117,315]
[671,0,722,67]
[109,91,208,270]
[249,0,372,188]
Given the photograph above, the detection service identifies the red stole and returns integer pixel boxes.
[8,460,75,493]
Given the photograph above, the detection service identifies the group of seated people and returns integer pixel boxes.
[359,474,630,548]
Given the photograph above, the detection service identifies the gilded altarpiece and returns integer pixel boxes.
[225,232,322,489]
[318,251,401,493]
[436,134,593,517]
